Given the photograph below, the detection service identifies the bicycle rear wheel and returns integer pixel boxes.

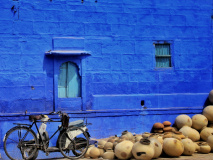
[4,126,38,160]
[58,127,89,159]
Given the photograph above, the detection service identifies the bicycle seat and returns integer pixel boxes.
[69,120,84,127]
[29,115,42,121]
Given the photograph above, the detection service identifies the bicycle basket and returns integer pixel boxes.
[61,113,69,129]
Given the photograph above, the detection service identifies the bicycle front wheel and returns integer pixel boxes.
[4,126,38,160]
[58,127,89,159]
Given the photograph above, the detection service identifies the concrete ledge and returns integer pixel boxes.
[0,107,203,120]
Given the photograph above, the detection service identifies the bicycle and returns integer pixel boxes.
[3,111,91,160]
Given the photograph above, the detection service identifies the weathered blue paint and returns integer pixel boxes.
[0,0,212,158]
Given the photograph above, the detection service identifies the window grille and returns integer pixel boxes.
[155,44,171,68]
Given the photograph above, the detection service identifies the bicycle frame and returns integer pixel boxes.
[4,111,91,160]
[16,119,63,152]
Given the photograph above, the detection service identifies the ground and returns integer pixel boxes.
[35,153,213,160]
[1,148,213,159]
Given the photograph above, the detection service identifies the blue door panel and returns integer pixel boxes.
[57,61,82,111]
[58,63,67,98]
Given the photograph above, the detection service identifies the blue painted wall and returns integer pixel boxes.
[0,0,212,156]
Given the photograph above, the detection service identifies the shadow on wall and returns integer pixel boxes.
[43,54,54,78]
[42,54,54,111]
[203,98,211,108]
[203,90,213,109]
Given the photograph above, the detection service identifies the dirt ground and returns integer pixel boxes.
[158,152,213,160]
[38,152,213,160]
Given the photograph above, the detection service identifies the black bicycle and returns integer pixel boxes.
[3,111,91,160]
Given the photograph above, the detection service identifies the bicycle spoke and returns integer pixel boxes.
[4,126,38,160]
[18,129,21,142]
[6,137,19,144]
[59,128,89,159]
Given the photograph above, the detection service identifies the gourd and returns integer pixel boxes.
[89,147,100,159]
[163,121,173,132]
[152,122,164,133]
[84,145,94,158]
[199,142,211,154]
[200,127,213,141]
[150,137,162,159]
[132,138,154,160]
[98,148,105,157]
[114,140,133,159]
[179,126,200,141]
[207,134,213,151]
[142,132,151,138]
[192,114,208,130]
[163,138,184,157]
[122,130,133,140]
[135,135,142,142]
[104,142,114,150]
[102,149,115,159]
[163,127,173,132]
[98,140,107,149]
[203,105,213,122]
[113,141,118,148]
[194,142,200,152]
[163,121,172,127]
[108,136,118,143]
[157,135,164,145]
[163,132,173,139]
[181,138,196,155]
[207,135,213,151]
[175,114,192,129]
[118,135,128,142]
[173,131,185,139]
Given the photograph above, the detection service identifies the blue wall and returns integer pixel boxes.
[0,0,212,155]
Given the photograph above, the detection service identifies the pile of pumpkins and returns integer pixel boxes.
[85,90,213,160]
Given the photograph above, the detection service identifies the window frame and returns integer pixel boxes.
[53,56,87,111]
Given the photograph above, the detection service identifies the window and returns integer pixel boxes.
[155,44,171,68]
[58,62,81,98]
